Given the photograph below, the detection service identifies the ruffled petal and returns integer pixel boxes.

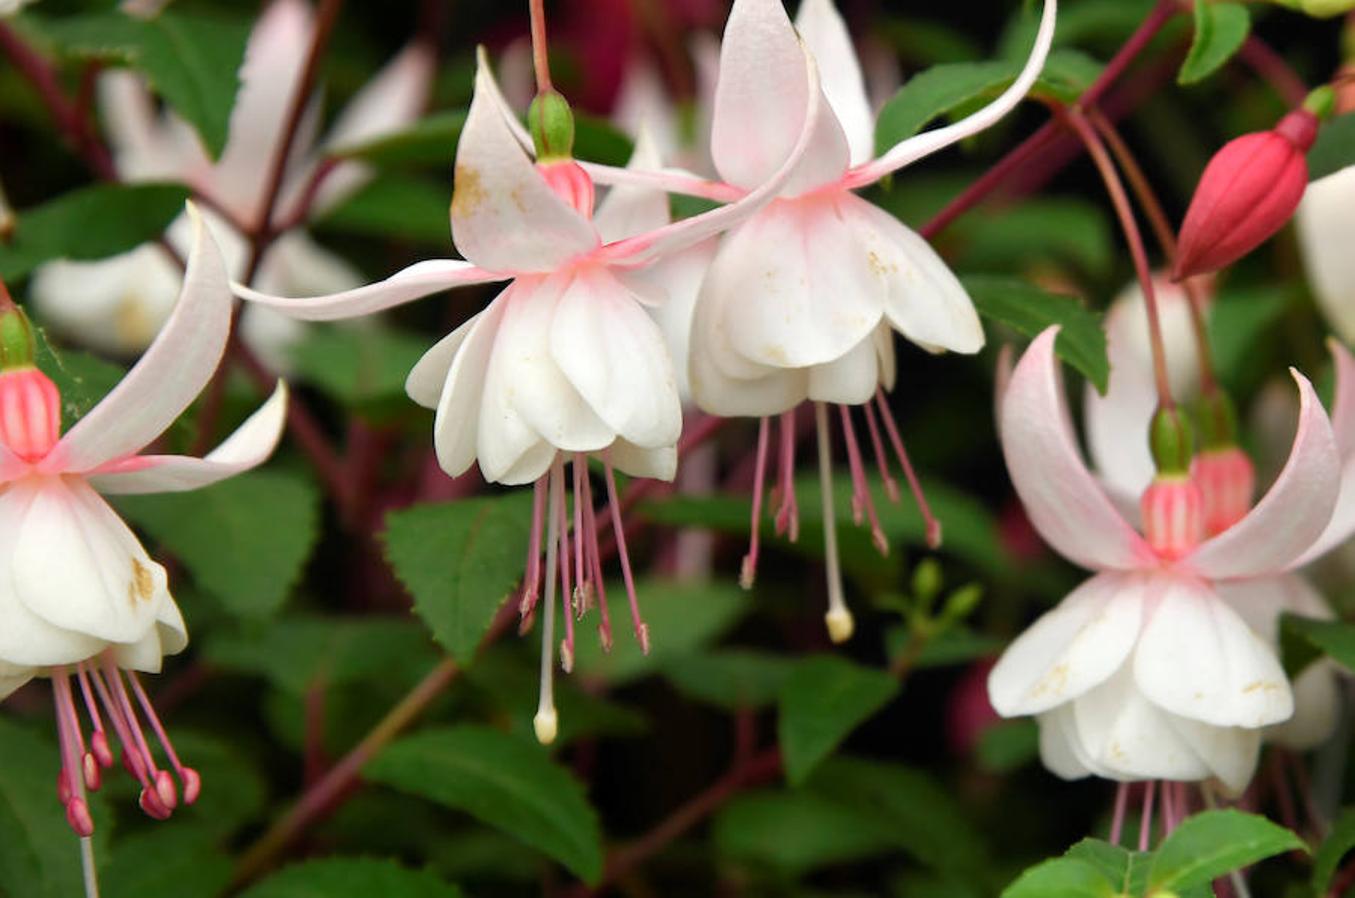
[235,259,508,321]
[1296,165,1355,345]
[549,268,682,449]
[433,302,503,478]
[987,572,1146,716]
[1036,708,1095,781]
[807,328,884,405]
[90,382,288,494]
[794,0,873,166]
[451,53,599,273]
[847,0,1056,187]
[12,478,168,646]
[999,328,1153,570]
[111,596,188,673]
[50,205,233,474]
[1167,715,1261,797]
[1185,369,1340,579]
[1134,576,1292,728]
[610,440,677,482]
[407,317,478,410]
[848,196,983,354]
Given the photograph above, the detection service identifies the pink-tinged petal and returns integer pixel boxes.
[0,443,26,483]
[549,268,682,449]
[593,129,673,243]
[451,53,599,273]
[794,0,873,166]
[602,50,833,269]
[90,381,287,495]
[1185,369,1340,579]
[1328,337,1355,456]
[97,71,189,182]
[987,571,1146,716]
[847,0,1056,187]
[214,0,316,224]
[613,57,683,160]
[51,204,232,474]
[847,196,983,354]
[1084,279,1201,509]
[12,478,168,646]
[579,162,744,203]
[432,303,504,479]
[0,483,105,667]
[234,259,507,321]
[1134,576,1292,728]
[477,45,533,151]
[999,328,1153,570]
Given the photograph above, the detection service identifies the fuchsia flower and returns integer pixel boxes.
[587,0,1056,642]
[1172,107,1319,281]
[235,46,827,742]
[988,328,1341,793]
[0,208,287,832]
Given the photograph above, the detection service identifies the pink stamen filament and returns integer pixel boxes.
[558,459,576,674]
[1110,782,1129,845]
[862,400,901,503]
[75,667,113,768]
[838,405,888,556]
[741,416,772,589]
[572,455,590,616]
[874,389,942,549]
[520,478,548,619]
[604,453,649,654]
[128,672,200,804]
[1139,780,1157,851]
[774,411,799,541]
[580,468,613,651]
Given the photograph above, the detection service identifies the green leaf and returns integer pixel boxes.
[46,11,249,156]
[1148,809,1305,892]
[365,726,604,885]
[32,325,125,427]
[0,183,188,280]
[962,275,1109,392]
[976,719,1039,773]
[290,324,435,406]
[1000,858,1115,898]
[1313,807,1355,895]
[661,648,795,710]
[1063,838,1136,891]
[382,494,532,665]
[712,789,897,875]
[206,615,439,694]
[238,857,463,898]
[315,174,452,246]
[1309,113,1355,181]
[953,199,1113,276]
[1280,613,1355,674]
[804,757,987,872]
[102,826,232,898]
[0,718,110,898]
[572,579,752,683]
[116,469,321,618]
[875,61,1013,153]
[778,655,899,785]
[1178,2,1251,85]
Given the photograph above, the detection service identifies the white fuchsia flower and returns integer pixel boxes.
[0,207,287,833]
[586,0,1056,642]
[235,44,826,742]
[30,0,432,368]
[988,328,1343,794]
[1085,283,1355,752]
[1296,163,1355,345]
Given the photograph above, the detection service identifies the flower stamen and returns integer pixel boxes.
[815,402,854,644]
[534,460,563,746]
[740,416,772,589]
[604,454,650,655]
[874,389,942,548]
[774,411,800,541]
[839,405,888,557]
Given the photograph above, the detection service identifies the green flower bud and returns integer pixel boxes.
[0,289,35,371]
[1149,405,1195,476]
[1194,388,1239,450]
[529,89,575,161]
[1303,85,1337,120]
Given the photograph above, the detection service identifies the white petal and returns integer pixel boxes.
[1134,576,1292,728]
[609,440,677,482]
[110,597,187,673]
[847,196,984,354]
[12,478,167,645]
[0,667,35,700]
[1296,165,1355,345]
[235,259,506,321]
[593,128,672,243]
[549,269,682,449]
[408,317,478,410]
[90,382,288,494]
[1036,709,1094,780]
[640,240,718,401]
[807,328,883,405]
[51,204,233,473]
[794,0,874,165]
[97,70,189,182]
[987,572,1146,716]
[433,302,503,478]
[1167,715,1261,797]
[451,53,599,273]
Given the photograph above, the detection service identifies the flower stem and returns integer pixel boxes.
[1088,108,1219,396]
[1062,106,1176,409]
[80,837,100,898]
[529,0,553,92]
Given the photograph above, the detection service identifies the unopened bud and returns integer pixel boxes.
[0,293,35,371]
[538,160,594,218]
[941,584,983,623]
[1173,108,1318,280]
[1141,475,1205,559]
[529,89,575,161]
[1192,446,1256,536]
[1149,405,1195,476]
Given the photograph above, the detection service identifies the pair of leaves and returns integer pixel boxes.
[1002,811,1304,897]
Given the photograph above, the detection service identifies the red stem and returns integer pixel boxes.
[529,0,553,92]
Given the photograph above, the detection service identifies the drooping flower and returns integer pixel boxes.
[585,0,1057,642]
[1296,161,1355,343]
[30,0,432,368]
[235,45,826,742]
[987,328,1341,794]
[0,207,287,833]
[1085,284,1353,751]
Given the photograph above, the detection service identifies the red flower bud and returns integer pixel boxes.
[1172,109,1318,280]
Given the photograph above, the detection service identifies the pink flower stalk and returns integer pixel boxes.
[0,207,287,832]
[1172,107,1319,281]
[235,46,827,743]
[987,328,1341,793]
[585,0,1057,642]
